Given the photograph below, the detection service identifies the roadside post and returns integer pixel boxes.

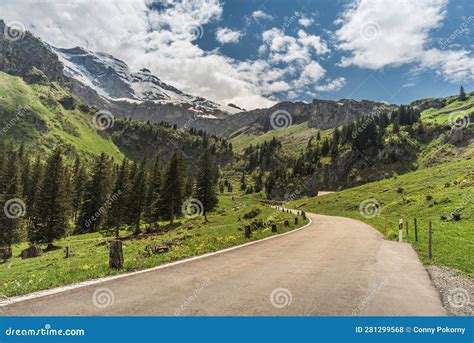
[428,220,432,259]
[405,220,409,242]
[414,217,418,242]
[398,219,403,243]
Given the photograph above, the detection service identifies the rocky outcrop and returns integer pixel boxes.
[0,20,65,84]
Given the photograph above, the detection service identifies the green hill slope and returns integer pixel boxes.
[0,71,123,160]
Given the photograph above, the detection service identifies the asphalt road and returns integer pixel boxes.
[0,212,446,316]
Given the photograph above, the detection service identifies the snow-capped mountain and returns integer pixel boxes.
[53,46,240,116]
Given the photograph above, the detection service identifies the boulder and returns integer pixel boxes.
[20,245,43,259]
[0,246,12,261]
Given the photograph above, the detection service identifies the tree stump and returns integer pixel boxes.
[284,220,289,227]
[109,239,124,269]
[294,217,298,225]
[271,224,277,233]
[244,226,252,238]
[20,245,43,259]
[0,246,12,261]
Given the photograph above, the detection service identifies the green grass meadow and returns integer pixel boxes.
[0,195,307,298]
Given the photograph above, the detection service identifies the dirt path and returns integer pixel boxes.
[0,212,446,316]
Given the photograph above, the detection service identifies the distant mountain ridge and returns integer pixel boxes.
[1,19,396,138]
[53,46,240,116]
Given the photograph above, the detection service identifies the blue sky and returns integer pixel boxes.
[1,0,474,109]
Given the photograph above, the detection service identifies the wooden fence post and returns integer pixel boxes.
[405,220,409,242]
[428,220,432,259]
[414,217,418,242]
[244,226,252,239]
[398,219,403,243]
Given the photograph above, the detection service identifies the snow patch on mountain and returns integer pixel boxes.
[53,46,240,115]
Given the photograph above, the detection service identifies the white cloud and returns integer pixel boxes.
[293,61,326,88]
[335,0,474,82]
[315,77,346,92]
[297,30,330,55]
[298,17,314,27]
[252,10,273,21]
[420,48,474,83]
[0,0,343,109]
[260,28,329,65]
[215,27,242,44]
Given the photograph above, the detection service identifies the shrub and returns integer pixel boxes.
[243,208,262,219]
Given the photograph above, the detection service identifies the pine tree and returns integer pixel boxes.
[194,151,218,221]
[159,151,185,224]
[126,159,147,233]
[393,116,400,134]
[71,156,86,222]
[321,139,330,156]
[24,156,43,226]
[240,172,247,191]
[107,158,129,237]
[0,149,22,254]
[459,86,467,101]
[31,149,68,247]
[144,157,162,227]
[332,128,341,145]
[185,175,194,197]
[77,153,110,233]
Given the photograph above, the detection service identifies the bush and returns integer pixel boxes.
[243,208,262,219]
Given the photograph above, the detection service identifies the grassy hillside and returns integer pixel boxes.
[0,194,307,298]
[0,71,123,160]
[417,92,474,125]
[291,157,474,277]
[231,122,328,153]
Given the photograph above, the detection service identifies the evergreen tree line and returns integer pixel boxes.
[264,106,422,196]
[0,143,219,253]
